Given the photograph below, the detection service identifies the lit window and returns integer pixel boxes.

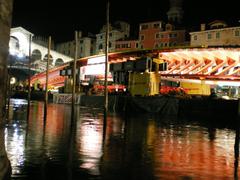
[216,32,220,39]
[207,33,212,39]
[235,30,240,36]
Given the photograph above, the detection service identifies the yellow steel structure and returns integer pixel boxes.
[129,72,160,96]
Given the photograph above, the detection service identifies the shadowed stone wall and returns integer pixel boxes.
[0,0,13,179]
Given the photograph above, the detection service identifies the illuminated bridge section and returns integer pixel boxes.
[30,48,240,88]
[159,48,240,85]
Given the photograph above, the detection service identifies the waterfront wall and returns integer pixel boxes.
[12,91,239,119]
[0,0,13,179]
[80,95,239,120]
[80,95,179,115]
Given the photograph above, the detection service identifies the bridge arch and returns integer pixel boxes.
[43,54,53,65]
[9,36,20,52]
[32,49,42,62]
[55,58,64,66]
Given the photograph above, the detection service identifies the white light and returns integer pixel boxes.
[17,53,24,59]
[84,64,105,75]
[87,56,105,65]
[9,49,17,56]
[10,77,16,85]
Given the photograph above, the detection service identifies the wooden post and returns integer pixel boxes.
[234,127,239,178]
[27,34,32,120]
[71,31,78,119]
[44,36,51,120]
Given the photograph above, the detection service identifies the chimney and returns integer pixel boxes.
[200,24,206,31]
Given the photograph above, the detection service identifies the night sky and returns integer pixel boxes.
[12,0,239,43]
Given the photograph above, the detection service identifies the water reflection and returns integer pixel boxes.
[4,100,240,179]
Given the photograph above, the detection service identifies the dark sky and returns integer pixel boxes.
[12,0,239,43]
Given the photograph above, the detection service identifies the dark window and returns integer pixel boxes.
[141,24,148,30]
[153,23,160,28]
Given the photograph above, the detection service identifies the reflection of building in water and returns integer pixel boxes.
[4,100,28,175]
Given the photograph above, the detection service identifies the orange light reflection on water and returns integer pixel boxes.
[152,126,237,179]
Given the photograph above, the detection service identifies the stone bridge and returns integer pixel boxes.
[10,27,73,72]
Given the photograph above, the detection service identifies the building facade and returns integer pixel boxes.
[190,21,240,47]
[96,21,130,54]
[139,21,186,49]
[55,31,96,58]
[115,39,140,51]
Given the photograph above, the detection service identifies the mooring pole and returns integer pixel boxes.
[44,36,51,121]
[235,99,240,178]
[6,59,11,120]
[71,31,78,120]
[104,0,110,113]
[27,34,32,120]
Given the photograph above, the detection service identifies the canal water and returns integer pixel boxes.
[4,99,240,179]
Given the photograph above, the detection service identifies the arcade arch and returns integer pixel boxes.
[55,58,64,66]
[31,49,42,62]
